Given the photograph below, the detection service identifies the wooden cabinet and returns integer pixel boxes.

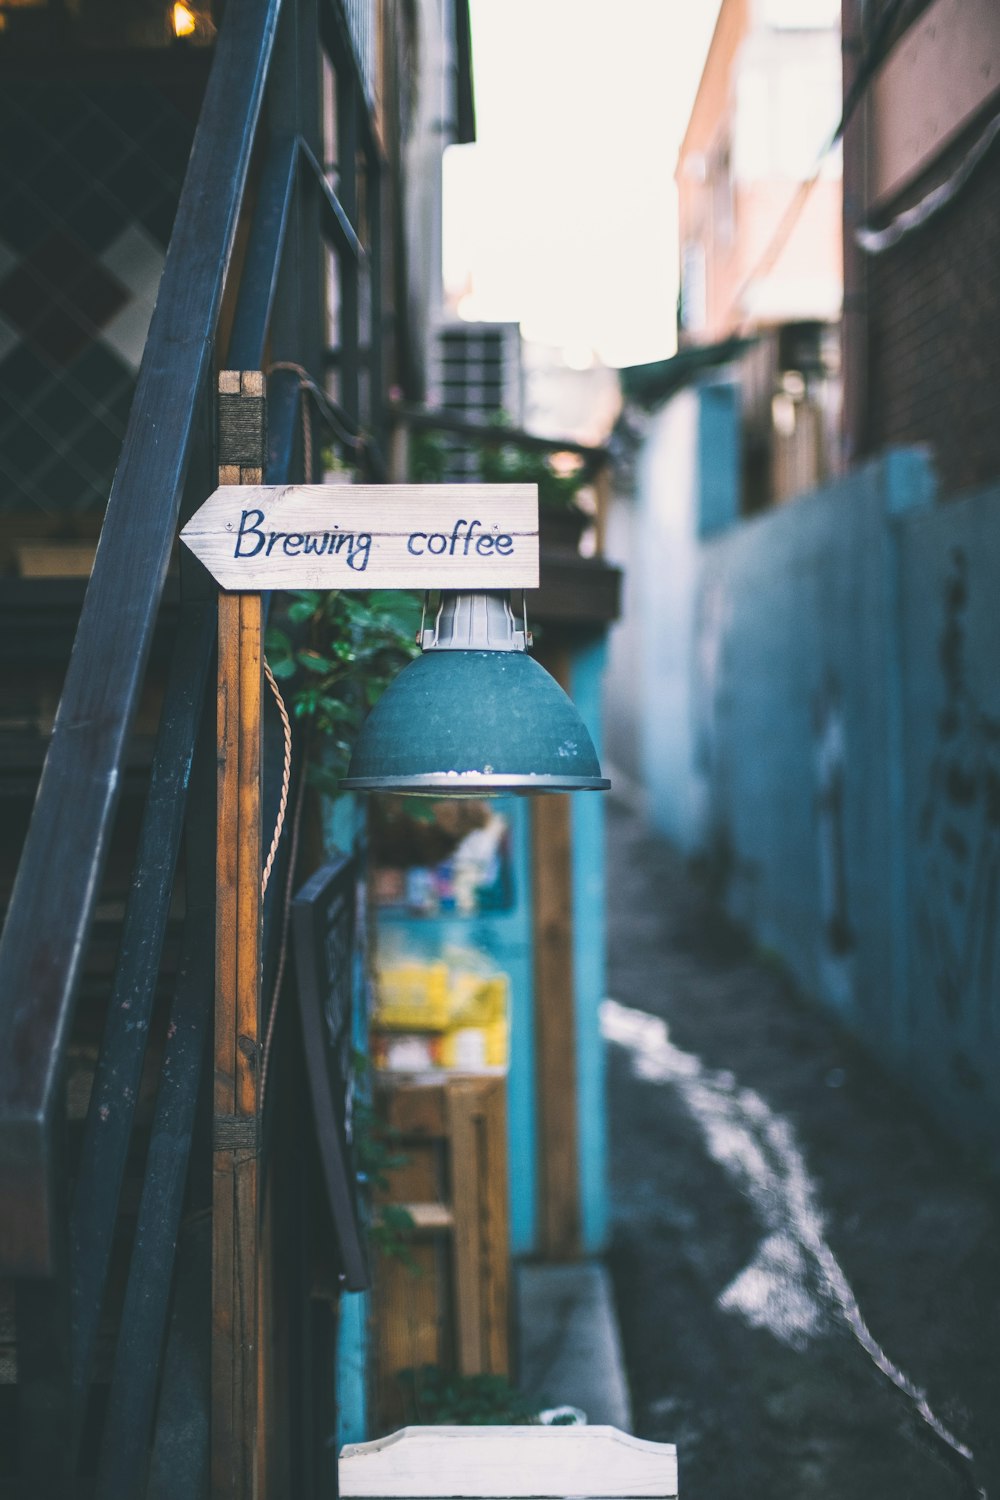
[372,1074,510,1427]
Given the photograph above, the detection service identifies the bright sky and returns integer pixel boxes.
[443,0,722,369]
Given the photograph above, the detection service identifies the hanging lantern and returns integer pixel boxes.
[341,591,610,796]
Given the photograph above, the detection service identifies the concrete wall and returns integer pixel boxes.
[611,382,1000,1163]
[606,381,738,838]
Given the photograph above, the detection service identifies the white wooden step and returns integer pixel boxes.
[339,1424,679,1498]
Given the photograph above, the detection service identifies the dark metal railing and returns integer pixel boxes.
[0,0,385,1488]
[0,0,282,1280]
[341,0,377,108]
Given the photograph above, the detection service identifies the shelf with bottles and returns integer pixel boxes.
[370,795,516,921]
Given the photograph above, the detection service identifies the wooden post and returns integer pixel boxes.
[388,416,411,483]
[531,641,582,1260]
[593,460,611,557]
[213,370,267,1497]
[447,1078,510,1377]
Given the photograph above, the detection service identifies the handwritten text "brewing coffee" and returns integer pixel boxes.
[232,510,515,573]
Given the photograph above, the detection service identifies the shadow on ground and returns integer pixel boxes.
[605,794,1000,1500]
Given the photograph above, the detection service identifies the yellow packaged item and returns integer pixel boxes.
[448,973,508,1029]
[374,960,449,1031]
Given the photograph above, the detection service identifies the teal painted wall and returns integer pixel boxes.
[319,790,373,1449]
[895,476,1000,1154]
[570,637,610,1254]
[336,1291,369,1445]
[619,385,1000,1164]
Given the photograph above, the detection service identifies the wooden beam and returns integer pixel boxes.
[593,460,611,558]
[531,643,582,1260]
[527,554,622,629]
[448,1078,510,1376]
[213,371,266,1497]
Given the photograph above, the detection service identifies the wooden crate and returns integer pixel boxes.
[372,1074,510,1427]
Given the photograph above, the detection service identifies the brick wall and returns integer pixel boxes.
[864,123,1000,497]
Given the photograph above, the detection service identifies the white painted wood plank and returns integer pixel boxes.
[338,1426,679,1498]
[375,1202,455,1231]
[179,483,539,590]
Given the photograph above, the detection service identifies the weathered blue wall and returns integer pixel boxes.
[614,383,1000,1164]
[570,636,610,1255]
[606,387,710,840]
[320,792,372,1448]
[896,484,1000,1154]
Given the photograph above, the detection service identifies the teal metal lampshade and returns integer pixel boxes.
[341,592,610,795]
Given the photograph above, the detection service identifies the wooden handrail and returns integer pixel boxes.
[0,0,283,1278]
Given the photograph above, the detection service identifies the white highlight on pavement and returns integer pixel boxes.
[601,998,982,1488]
[600,997,826,1351]
[718,1232,822,1349]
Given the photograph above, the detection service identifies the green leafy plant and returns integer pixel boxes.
[371,1203,420,1270]
[319,446,357,479]
[476,415,588,514]
[410,414,589,512]
[478,442,585,513]
[409,429,449,484]
[395,1365,540,1426]
[264,589,422,793]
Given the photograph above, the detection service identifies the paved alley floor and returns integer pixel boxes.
[604,793,1000,1500]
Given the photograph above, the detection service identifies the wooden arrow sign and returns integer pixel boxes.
[180,483,539,591]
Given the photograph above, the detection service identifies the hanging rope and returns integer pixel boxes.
[261,656,292,900]
[255,360,367,1109]
[258,737,309,1114]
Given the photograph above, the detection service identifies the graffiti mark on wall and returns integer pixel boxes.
[812,671,856,1012]
[917,549,1000,1048]
[691,571,761,908]
[692,571,731,780]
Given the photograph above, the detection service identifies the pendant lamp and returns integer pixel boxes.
[341,591,610,796]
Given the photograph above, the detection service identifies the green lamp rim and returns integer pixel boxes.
[339,771,611,794]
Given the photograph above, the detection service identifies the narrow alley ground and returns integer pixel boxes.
[605,793,1000,1500]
